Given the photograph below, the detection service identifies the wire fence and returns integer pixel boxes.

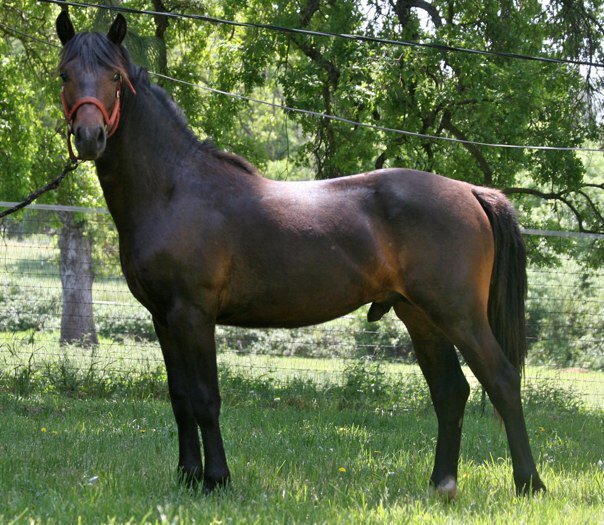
[1,206,603,410]
[11,0,604,154]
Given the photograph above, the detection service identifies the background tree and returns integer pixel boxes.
[1,0,603,281]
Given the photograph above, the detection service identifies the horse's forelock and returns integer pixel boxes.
[59,32,132,84]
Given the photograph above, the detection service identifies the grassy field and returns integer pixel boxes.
[0,349,603,524]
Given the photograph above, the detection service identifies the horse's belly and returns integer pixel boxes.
[216,300,365,328]
[216,268,396,328]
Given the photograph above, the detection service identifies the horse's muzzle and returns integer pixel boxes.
[74,124,106,160]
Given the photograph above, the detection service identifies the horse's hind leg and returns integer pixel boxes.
[409,282,544,494]
[446,319,545,495]
[393,302,470,499]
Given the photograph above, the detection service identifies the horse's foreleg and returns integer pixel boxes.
[160,307,230,492]
[154,318,203,487]
[394,303,469,499]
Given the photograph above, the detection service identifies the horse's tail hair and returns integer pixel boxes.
[472,188,528,375]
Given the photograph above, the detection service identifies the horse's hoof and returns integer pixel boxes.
[203,473,231,494]
[516,476,546,496]
[434,476,458,501]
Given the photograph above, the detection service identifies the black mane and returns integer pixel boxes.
[134,67,258,176]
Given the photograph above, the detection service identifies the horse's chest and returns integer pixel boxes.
[119,253,152,307]
[117,230,225,318]
[118,240,171,313]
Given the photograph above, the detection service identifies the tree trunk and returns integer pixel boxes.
[58,212,98,346]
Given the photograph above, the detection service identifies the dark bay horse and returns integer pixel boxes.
[55,12,545,497]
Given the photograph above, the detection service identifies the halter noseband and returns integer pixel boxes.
[61,74,136,161]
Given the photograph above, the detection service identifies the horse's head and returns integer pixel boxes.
[56,11,135,161]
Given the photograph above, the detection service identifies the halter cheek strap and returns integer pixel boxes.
[61,76,136,161]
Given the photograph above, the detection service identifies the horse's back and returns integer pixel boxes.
[333,168,495,258]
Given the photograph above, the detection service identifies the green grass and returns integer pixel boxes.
[0,391,602,524]
[0,353,602,524]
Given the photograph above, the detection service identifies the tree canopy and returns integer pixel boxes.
[1,0,603,235]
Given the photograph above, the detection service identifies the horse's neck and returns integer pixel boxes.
[95,87,198,232]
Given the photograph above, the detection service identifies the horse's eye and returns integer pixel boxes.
[59,72,69,83]
[113,72,121,82]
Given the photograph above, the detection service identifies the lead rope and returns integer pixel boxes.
[0,160,80,219]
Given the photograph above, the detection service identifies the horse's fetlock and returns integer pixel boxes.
[432,475,458,501]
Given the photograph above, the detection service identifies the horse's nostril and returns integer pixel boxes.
[75,127,82,141]
[96,126,104,143]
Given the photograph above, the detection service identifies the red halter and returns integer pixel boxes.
[61,74,136,161]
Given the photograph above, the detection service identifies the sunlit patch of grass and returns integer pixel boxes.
[0,339,602,523]
[0,366,602,523]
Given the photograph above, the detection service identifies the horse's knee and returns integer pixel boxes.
[168,384,192,416]
[189,388,221,425]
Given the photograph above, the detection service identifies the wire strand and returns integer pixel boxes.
[0,21,62,48]
[37,0,604,69]
[150,72,604,153]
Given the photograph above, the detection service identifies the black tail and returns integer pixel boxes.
[472,188,528,374]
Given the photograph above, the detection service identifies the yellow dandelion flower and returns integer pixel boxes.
[338,467,347,473]
[41,427,47,433]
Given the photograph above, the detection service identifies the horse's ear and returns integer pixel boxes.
[107,14,127,45]
[56,11,75,46]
